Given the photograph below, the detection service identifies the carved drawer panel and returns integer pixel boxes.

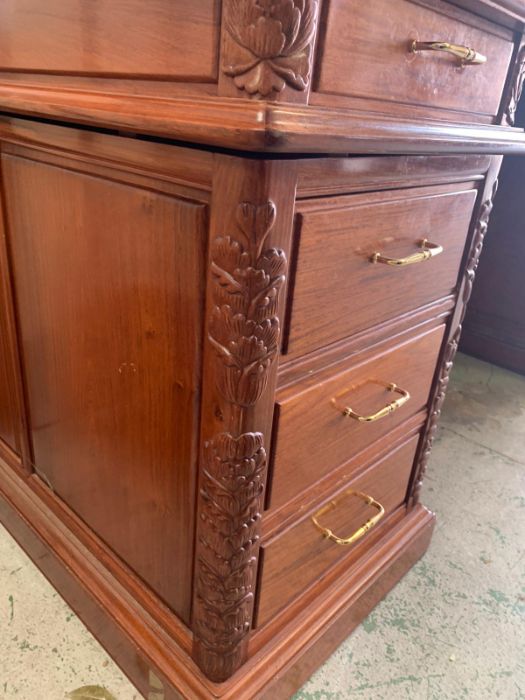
[314,0,513,122]
[285,183,477,359]
[256,433,419,627]
[268,324,445,510]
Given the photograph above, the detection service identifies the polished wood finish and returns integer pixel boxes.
[316,0,513,121]
[257,434,420,626]
[286,183,477,358]
[269,325,445,509]
[0,1,220,80]
[191,155,298,681]
[0,2,518,698]
[2,140,208,622]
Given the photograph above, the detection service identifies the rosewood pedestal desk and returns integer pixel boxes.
[1,2,525,699]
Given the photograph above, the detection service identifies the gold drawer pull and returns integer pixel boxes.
[338,382,410,423]
[312,490,385,546]
[411,40,487,65]
[371,239,443,266]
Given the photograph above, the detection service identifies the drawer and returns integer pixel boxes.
[286,184,476,359]
[0,1,218,81]
[256,434,419,627]
[315,0,513,121]
[269,324,445,510]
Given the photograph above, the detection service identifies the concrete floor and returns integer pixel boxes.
[1,353,524,699]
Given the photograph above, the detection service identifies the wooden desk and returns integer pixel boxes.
[0,2,524,698]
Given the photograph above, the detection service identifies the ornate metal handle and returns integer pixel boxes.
[335,381,410,423]
[312,490,385,546]
[411,40,487,65]
[371,239,443,266]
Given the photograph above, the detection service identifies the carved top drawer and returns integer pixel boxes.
[314,0,514,122]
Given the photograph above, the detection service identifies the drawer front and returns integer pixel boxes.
[269,325,445,510]
[257,435,419,627]
[287,184,476,359]
[0,1,219,80]
[316,0,513,120]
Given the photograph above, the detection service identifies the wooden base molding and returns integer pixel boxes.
[0,456,434,700]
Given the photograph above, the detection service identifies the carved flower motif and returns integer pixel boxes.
[223,0,318,97]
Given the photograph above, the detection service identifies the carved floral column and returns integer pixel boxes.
[191,156,298,681]
[410,159,502,504]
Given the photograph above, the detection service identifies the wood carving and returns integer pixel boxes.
[412,181,498,502]
[505,44,525,126]
[194,202,286,681]
[222,0,318,97]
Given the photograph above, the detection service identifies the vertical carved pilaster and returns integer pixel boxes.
[411,178,499,503]
[504,44,525,126]
[220,0,320,100]
[192,178,292,681]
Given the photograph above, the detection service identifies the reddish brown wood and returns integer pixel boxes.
[219,0,320,101]
[0,163,31,468]
[2,141,208,622]
[296,154,491,198]
[1,84,525,155]
[0,2,520,695]
[315,0,513,120]
[191,156,298,681]
[257,434,419,626]
[285,183,477,358]
[0,451,435,700]
[258,505,436,700]
[0,1,220,80]
[269,325,445,509]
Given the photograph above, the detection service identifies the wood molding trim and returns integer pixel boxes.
[2,85,525,154]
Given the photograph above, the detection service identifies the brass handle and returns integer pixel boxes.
[411,40,487,65]
[312,490,385,546]
[371,239,443,266]
[336,382,410,423]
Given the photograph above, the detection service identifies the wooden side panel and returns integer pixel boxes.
[0,0,220,80]
[2,151,207,623]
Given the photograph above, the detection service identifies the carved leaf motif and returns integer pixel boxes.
[195,430,268,679]
[505,45,525,126]
[208,201,285,407]
[194,200,287,680]
[412,180,498,503]
[223,0,318,97]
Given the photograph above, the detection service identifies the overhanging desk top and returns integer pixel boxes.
[0,0,525,154]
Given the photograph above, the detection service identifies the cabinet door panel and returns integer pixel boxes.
[2,153,207,623]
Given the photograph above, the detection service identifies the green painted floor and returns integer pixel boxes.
[1,353,524,699]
